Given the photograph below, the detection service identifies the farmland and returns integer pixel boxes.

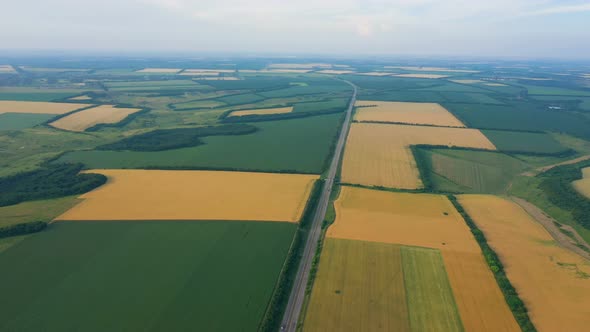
[304,239,463,332]
[341,123,496,189]
[0,220,295,332]
[321,186,519,331]
[57,113,343,173]
[354,101,465,127]
[49,105,141,131]
[0,100,89,114]
[459,195,590,331]
[57,170,318,222]
[0,112,56,130]
[229,106,293,117]
[481,129,569,154]
[0,196,80,228]
[135,68,181,73]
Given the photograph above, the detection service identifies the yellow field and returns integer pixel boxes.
[394,73,449,79]
[316,70,354,75]
[57,170,318,222]
[304,238,411,332]
[357,72,393,76]
[325,187,519,332]
[573,167,590,199]
[0,101,89,115]
[0,65,15,73]
[341,123,496,189]
[459,195,590,332]
[268,63,332,69]
[68,95,92,100]
[49,105,141,131]
[135,68,181,73]
[229,106,293,117]
[385,66,479,73]
[354,101,465,127]
[450,79,483,84]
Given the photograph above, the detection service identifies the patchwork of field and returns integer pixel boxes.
[316,70,355,75]
[57,113,343,173]
[573,167,590,199]
[354,100,465,127]
[49,105,141,131]
[0,220,295,332]
[341,123,496,189]
[357,72,393,76]
[135,68,181,73]
[304,239,463,332]
[268,63,332,69]
[0,101,89,114]
[229,106,293,117]
[450,79,483,84]
[321,187,518,331]
[459,195,590,332]
[0,65,15,73]
[180,69,235,76]
[394,73,449,79]
[57,170,317,222]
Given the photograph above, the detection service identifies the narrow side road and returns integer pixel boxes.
[279,80,357,331]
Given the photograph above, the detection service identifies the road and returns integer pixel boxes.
[280,80,357,331]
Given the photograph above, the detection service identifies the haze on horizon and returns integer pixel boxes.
[2,0,590,59]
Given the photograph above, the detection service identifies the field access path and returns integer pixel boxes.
[280,80,357,331]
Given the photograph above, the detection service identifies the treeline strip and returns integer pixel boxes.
[97,124,257,151]
[0,163,106,207]
[447,195,537,332]
[258,180,324,332]
[0,221,47,239]
[537,160,590,229]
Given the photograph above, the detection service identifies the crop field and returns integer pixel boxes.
[450,79,483,84]
[341,123,496,189]
[0,113,56,130]
[57,170,317,222]
[421,148,528,194]
[216,93,265,105]
[293,98,348,113]
[0,220,295,332]
[0,87,90,101]
[49,105,141,131]
[445,102,590,140]
[481,130,569,154]
[361,90,447,103]
[394,73,449,79]
[531,95,590,111]
[68,95,92,100]
[172,99,227,109]
[0,196,80,228]
[57,113,343,173]
[104,80,204,91]
[0,101,90,114]
[459,195,590,331]
[324,187,519,331]
[354,100,465,127]
[439,92,503,104]
[519,84,590,96]
[304,239,463,332]
[386,66,478,73]
[135,68,181,73]
[316,69,355,74]
[229,106,293,117]
[573,167,590,199]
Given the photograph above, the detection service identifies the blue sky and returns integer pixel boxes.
[2,0,590,58]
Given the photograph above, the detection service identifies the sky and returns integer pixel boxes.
[2,0,590,59]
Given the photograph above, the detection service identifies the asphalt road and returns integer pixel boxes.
[279,80,357,331]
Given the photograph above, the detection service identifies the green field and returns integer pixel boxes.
[482,130,569,154]
[359,90,446,102]
[0,87,89,101]
[519,84,590,96]
[440,92,503,104]
[419,148,529,194]
[304,238,463,332]
[172,99,226,110]
[445,102,590,140]
[105,80,207,92]
[0,220,295,332]
[531,95,590,110]
[259,84,351,98]
[216,93,266,105]
[292,98,348,113]
[0,196,80,228]
[401,246,464,332]
[57,113,343,173]
[0,113,56,130]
